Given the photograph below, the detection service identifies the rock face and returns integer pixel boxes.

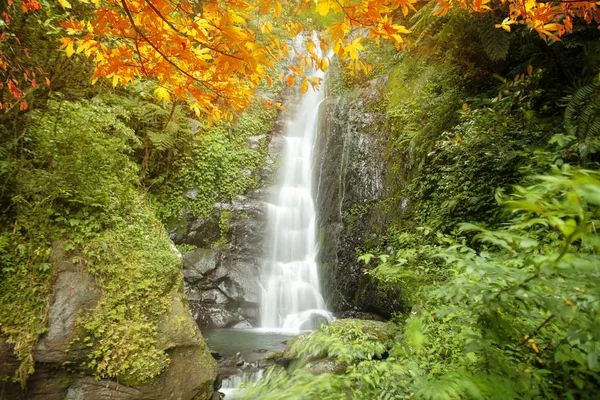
[172,120,286,330]
[314,76,405,318]
[34,244,102,364]
[1,243,218,400]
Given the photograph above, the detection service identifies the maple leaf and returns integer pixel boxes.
[154,86,171,102]
[58,0,71,9]
[300,77,308,94]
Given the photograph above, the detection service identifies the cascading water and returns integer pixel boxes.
[260,35,333,332]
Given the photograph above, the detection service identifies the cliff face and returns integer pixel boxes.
[314,76,404,318]
[171,109,286,330]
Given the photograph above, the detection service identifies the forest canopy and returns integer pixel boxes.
[1,0,600,118]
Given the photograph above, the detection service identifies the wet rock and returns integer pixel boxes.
[201,289,229,304]
[231,320,253,329]
[314,79,406,317]
[253,348,268,353]
[182,248,219,283]
[306,358,347,375]
[176,190,271,329]
[235,353,245,366]
[170,209,221,248]
[189,302,242,329]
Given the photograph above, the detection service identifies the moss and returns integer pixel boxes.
[153,101,278,224]
[211,209,232,248]
[69,193,182,385]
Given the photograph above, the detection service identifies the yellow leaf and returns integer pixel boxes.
[289,65,304,75]
[58,0,72,9]
[315,0,330,16]
[527,338,539,353]
[265,75,272,88]
[300,78,308,94]
[462,103,469,110]
[154,86,171,103]
[261,21,273,34]
[286,74,295,87]
[59,38,75,57]
[496,23,511,32]
[543,23,563,32]
[320,58,328,72]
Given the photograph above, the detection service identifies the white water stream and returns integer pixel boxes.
[260,35,332,332]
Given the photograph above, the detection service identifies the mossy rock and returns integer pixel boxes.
[283,319,393,364]
[328,319,392,342]
[306,357,347,375]
[282,332,316,360]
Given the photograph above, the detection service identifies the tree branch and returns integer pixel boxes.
[521,314,555,346]
[120,0,221,96]
[142,0,244,61]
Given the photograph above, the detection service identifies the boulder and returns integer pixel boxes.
[34,243,102,364]
[306,358,347,375]
[177,191,270,329]
[182,248,219,284]
[3,243,218,400]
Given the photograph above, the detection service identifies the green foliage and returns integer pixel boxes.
[362,228,459,305]
[211,209,232,248]
[153,103,276,224]
[0,97,181,386]
[0,98,139,385]
[562,76,600,160]
[74,194,180,385]
[288,320,391,364]
[418,167,600,398]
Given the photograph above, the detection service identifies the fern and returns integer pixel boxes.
[564,78,600,141]
[478,23,510,62]
[147,130,177,151]
[409,2,437,34]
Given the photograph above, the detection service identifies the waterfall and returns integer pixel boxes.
[260,35,333,332]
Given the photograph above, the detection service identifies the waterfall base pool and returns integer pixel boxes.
[203,329,298,398]
[203,328,297,359]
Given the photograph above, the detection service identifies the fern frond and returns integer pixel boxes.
[478,24,510,62]
[147,130,177,151]
[409,2,437,34]
[564,80,600,139]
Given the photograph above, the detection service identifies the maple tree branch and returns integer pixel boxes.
[333,0,372,28]
[142,0,244,61]
[132,33,148,76]
[120,0,221,96]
